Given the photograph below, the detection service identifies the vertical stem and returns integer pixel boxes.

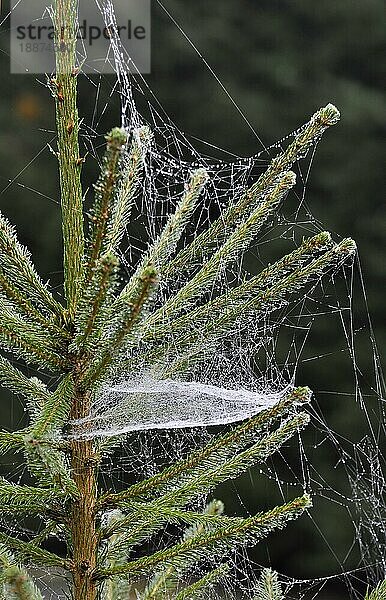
[70,388,99,600]
[53,3,96,599]
[53,0,84,316]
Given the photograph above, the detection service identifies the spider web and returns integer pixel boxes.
[0,1,384,598]
[85,3,386,595]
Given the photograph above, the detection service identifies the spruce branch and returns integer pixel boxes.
[176,230,333,330]
[29,374,74,438]
[0,356,50,413]
[165,238,356,375]
[101,511,133,600]
[0,479,65,516]
[366,580,386,600]
[106,125,152,253]
[116,167,208,304]
[86,128,127,277]
[72,252,119,352]
[73,128,152,353]
[0,432,25,456]
[0,301,64,370]
[146,412,310,510]
[52,0,84,314]
[96,495,311,579]
[0,269,64,338]
[140,500,225,599]
[154,170,296,320]
[0,212,62,317]
[0,546,43,600]
[132,231,333,369]
[103,168,208,362]
[164,104,340,280]
[254,568,284,600]
[82,265,158,388]
[0,533,64,569]
[103,413,310,549]
[139,166,209,271]
[102,507,237,550]
[23,437,77,496]
[216,230,333,308]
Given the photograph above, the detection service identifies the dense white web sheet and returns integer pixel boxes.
[72,378,293,437]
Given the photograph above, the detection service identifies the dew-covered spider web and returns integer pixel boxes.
[0,1,385,598]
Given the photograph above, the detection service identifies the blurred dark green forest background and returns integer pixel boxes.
[0,1,384,598]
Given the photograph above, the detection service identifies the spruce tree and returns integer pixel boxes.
[0,1,362,599]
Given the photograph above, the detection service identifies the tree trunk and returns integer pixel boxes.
[70,391,99,600]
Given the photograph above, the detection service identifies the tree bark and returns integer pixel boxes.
[70,390,99,600]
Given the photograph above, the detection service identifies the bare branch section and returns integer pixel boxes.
[52,0,84,316]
